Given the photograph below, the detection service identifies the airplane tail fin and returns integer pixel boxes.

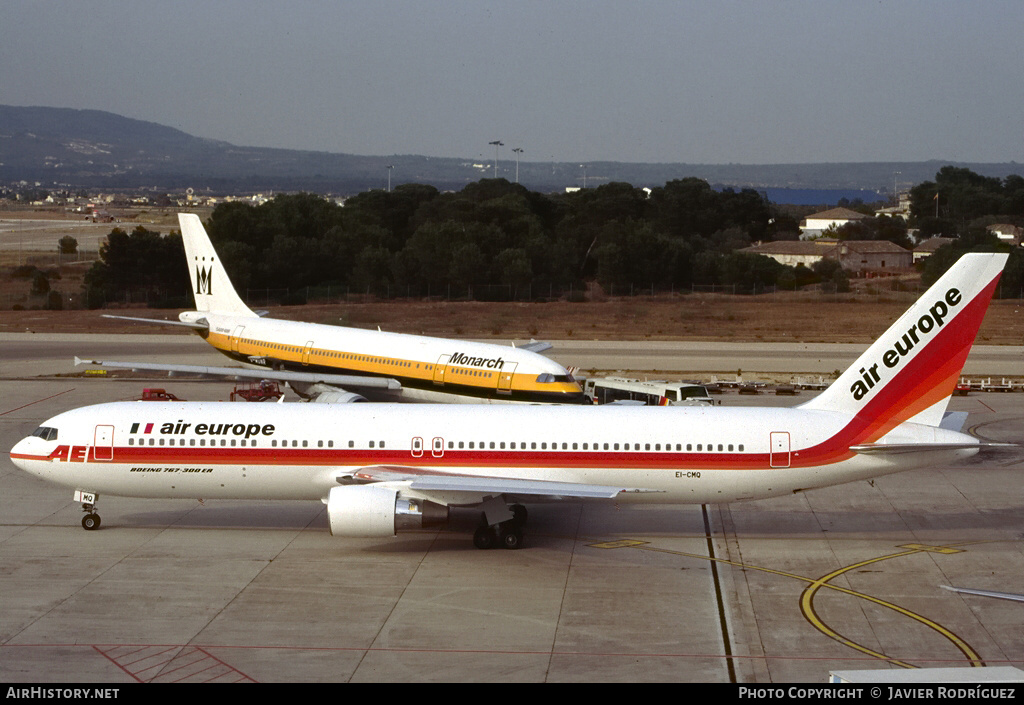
[800,252,1007,434]
[178,213,257,317]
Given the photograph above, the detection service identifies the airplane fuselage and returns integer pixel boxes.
[183,311,584,404]
[11,401,978,505]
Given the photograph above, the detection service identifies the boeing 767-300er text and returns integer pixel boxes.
[12,253,1009,549]
[84,213,584,405]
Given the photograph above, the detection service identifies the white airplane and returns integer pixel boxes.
[87,213,584,405]
[12,253,1010,549]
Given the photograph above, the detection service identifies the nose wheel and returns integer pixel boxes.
[76,492,101,530]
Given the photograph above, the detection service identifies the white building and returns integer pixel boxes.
[799,207,869,239]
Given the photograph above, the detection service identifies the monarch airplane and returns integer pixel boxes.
[85,213,584,405]
[12,253,1010,549]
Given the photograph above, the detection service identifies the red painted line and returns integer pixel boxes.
[193,646,257,683]
[152,652,206,678]
[121,645,177,667]
[91,645,145,683]
[0,388,75,416]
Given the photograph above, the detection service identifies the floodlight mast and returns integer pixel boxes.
[489,141,503,178]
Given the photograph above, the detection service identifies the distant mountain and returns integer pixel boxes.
[1,105,1020,199]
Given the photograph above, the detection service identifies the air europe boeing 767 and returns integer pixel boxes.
[12,253,1008,549]
[85,213,584,405]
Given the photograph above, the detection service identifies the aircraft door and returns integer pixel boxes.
[302,341,314,366]
[497,362,517,392]
[411,437,424,458]
[94,425,114,461]
[433,355,450,385]
[230,325,245,353]
[432,437,445,458]
[769,432,791,468]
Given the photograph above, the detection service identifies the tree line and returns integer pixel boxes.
[81,170,1023,307]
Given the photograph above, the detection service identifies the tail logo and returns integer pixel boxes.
[195,265,213,296]
[849,287,962,401]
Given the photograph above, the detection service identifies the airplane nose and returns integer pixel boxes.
[10,436,34,468]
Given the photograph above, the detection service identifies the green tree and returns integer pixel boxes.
[58,235,78,255]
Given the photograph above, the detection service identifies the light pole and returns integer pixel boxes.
[512,147,523,183]
[892,170,901,205]
[580,164,588,189]
[489,140,503,178]
[387,164,394,192]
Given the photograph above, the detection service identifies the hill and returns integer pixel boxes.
[1,105,1021,196]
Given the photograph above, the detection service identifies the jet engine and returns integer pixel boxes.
[326,485,449,537]
[310,390,368,403]
[290,382,368,403]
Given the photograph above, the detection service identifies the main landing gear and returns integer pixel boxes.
[473,504,528,550]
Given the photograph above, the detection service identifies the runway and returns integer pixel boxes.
[1,336,1022,682]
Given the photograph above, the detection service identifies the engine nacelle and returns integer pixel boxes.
[326,485,448,538]
[310,390,368,403]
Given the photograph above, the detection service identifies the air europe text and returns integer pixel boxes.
[850,287,962,401]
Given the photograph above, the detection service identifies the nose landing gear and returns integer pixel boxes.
[75,490,101,530]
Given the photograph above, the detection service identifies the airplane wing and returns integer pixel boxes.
[516,340,553,354]
[335,465,663,501]
[101,314,209,330]
[74,357,402,391]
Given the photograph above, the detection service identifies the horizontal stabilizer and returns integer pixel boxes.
[849,441,1017,455]
[939,411,969,432]
[940,585,1024,603]
[101,314,209,330]
[73,357,402,390]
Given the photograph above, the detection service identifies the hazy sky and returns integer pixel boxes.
[3,1,1022,164]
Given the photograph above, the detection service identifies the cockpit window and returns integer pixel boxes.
[535,373,575,385]
[31,426,58,441]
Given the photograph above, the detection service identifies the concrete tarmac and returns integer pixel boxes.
[1,337,1022,683]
